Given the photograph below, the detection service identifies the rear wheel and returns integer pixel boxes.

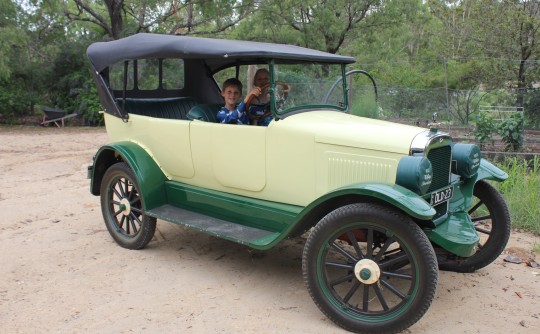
[438,180,511,272]
[302,203,438,334]
[100,162,156,249]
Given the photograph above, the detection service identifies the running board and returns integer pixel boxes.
[146,204,281,249]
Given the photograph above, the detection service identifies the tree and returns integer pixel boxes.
[234,0,383,54]
[64,0,256,39]
[0,0,20,81]
[430,0,540,123]
[0,0,42,119]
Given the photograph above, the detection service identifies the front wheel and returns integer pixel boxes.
[302,203,438,334]
[438,180,511,272]
[100,162,156,249]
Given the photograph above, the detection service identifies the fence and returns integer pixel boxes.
[479,105,524,121]
[348,84,540,129]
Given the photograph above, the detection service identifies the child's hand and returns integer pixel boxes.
[244,87,261,102]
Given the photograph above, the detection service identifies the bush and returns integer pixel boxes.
[498,112,524,151]
[496,156,540,234]
[474,112,496,149]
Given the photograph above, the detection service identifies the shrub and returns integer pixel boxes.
[498,112,524,151]
[496,156,540,234]
[474,112,496,149]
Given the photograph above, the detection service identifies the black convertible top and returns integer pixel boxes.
[87,33,355,73]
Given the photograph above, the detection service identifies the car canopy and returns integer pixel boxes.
[86,33,356,73]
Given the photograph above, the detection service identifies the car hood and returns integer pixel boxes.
[278,110,426,155]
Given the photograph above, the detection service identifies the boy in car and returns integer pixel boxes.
[217,78,261,124]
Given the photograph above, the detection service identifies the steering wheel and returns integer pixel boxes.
[245,82,291,124]
[273,81,291,105]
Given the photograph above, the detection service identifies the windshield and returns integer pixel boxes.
[271,62,347,115]
[213,62,349,118]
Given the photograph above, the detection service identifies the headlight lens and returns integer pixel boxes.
[396,156,433,195]
[452,143,481,178]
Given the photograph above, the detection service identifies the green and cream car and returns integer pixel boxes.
[87,33,510,334]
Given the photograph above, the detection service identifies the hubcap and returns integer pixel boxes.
[119,198,131,216]
[354,259,381,285]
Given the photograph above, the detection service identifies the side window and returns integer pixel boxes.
[213,65,250,91]
[109,61,134,90]
[162,59,184,89]
[109,58,184,91]
[137,59,159,90]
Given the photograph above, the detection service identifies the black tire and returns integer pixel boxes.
[100,162,156,249]
[302,203,438,334]
[438,180,511,273]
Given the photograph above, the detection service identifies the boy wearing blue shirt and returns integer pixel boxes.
[217,78,261,124]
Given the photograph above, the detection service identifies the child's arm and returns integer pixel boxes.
[232,87,261,123]
[217,104,249,124]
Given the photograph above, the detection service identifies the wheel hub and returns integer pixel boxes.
[119,198,131,216]
[354,259,381,285]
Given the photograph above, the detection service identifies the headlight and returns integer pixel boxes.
[396,156,433,195]
[452,143,481,178]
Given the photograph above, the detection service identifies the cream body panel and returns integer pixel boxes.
[104,110,425,206]
[294,111,423,154]
[189,121,266,192]
[104,114,194,178]
[314,145,401,197]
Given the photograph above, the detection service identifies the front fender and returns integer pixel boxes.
[449,158,508,213]
[304,183,436,220]
[89,141,167,210]
[476,158,508,182]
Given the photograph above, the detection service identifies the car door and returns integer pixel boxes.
[189,121,266,192]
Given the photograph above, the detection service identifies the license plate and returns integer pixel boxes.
[430,186,454,206]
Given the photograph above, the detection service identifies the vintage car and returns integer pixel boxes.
[87,33,510,333]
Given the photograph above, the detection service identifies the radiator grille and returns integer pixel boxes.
[425,145,452,219]
[426,145,451,193]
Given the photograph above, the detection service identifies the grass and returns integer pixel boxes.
[533,243,540,254]
[495,156,540,235]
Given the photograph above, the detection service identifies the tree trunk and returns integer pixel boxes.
[105,0,124,39]
[516,59,526,109]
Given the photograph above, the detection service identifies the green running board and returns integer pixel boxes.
[147,204,281,249]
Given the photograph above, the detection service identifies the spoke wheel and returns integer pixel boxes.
[438,180,511,272]
[100,162,156,249]
[303,203,437,334]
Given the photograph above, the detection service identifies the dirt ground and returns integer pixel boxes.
[0,126,539,334]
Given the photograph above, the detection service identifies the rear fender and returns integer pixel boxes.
[89,141,167,210]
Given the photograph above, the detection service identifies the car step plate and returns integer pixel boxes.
[147,204,277,244]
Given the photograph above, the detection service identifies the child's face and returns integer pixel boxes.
[221,85,241,109]
[254,71,270,88]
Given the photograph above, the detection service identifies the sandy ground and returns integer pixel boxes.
[0,126,539,334]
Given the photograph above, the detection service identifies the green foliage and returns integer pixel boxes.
[1,0,540,129]
[523,90,540,128]
[350,92,379,118]
[497,156,540,234]
[234,0,383,54]
[497,112,524,152]
[474,112,496,149]
[430,0,540,125]
[47,38,102,125]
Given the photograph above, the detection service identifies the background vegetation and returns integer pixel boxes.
[3,0,540,128]
[497,156,540,234]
